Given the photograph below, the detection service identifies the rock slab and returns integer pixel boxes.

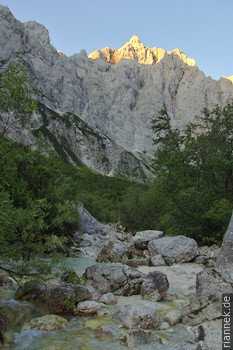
[148,235,199,264]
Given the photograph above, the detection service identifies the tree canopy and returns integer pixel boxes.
[0,63,38,133]
[0,64,80,278]
[121,103,233,245]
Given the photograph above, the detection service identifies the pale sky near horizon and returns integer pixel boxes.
[1,0,232,80]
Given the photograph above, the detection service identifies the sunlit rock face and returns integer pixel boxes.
[224,75,233,83]
[88,35,196,67]
[0,5,233,177]
[89,35,166,64]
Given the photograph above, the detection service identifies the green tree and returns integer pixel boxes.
[120,104,233,244]
[0,137,80,279]
[0,64,80,279]
[152,103,233,244]
[0,63,38,133]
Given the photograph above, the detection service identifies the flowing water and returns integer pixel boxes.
[0,258,202,350]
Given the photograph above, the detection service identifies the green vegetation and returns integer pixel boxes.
[74,165,141,223]
[0,138,80,263]
[0,64,80,277]
[120,104,233,245]
[1,61,232,280]
[0,63,38,133]
[0,62,139,275]
[0,134,137,278]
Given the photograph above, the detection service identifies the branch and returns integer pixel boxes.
[0,265,47,284]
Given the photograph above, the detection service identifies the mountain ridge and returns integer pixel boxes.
[0,5,233,181]
[88,35,196,68]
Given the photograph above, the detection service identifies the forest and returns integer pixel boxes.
[0,64,232,273]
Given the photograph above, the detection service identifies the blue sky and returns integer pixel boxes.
[1,0,232,80]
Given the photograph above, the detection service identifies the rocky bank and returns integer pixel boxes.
[1,213,233,349]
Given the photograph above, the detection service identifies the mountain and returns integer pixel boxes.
[0,5,233,180]
[89,35,195,66]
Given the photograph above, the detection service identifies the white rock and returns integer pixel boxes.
[133,230,164,249]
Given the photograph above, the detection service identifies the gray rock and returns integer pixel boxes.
[133,230,164,250]
[150,255,167,266]
[148,236,199,264]
[78,205,103,235]
[100,325,119,336]
[193,325,206,342]
[167,342,201,350]
[215,212,233,283]
[126,258,150,267]
[165,295,209,326]
[99,292,117,305]
[194,255,208,264]
[84,264,145,296]
[164,310,182,326]
[114,301,162,329]
[125,329,162,349]
[97,240,131,263]
[201,319,221,350]
[15,279,46,301]
[141,271,169,301]
[196,269,233,301]
[0,300,34,345]
[74,300,105,316]
[159,321,170,330]
[205,259,215,268]
[183,302,221,326]
[15,280,92,314]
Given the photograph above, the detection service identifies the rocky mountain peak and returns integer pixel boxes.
[88,35,197,67]
[89,35,165,64]
[0,6,233,181]
[128,35,142,44]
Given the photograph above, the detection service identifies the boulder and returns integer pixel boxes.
[15,280,92,314]
[124,329,162,349]
[126,258,150,267]
[72,232,107,258]
[97,240,131,263]
[84,264,145,296]
[0,300,34,345]
[183,302,221,326]
[164,310,182,326]
[196,269,233,301]
[24,314,68,331]
[164,293,209,327]
[215,212,233,283]
[15,279,46,302]
[150,255,166,266]
[78,205,103,235]
[114,301,162,329]
[200,319,221,350]
[194,255,208,265]
[99,292,117,305]
[74,301,105,316]
[141,271,169,301]
[46,284,93,313]
[133,230,164,250]
[100,325,119,336]
[148,236,199,264]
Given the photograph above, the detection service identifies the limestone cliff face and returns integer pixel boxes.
[0,5,233,178]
